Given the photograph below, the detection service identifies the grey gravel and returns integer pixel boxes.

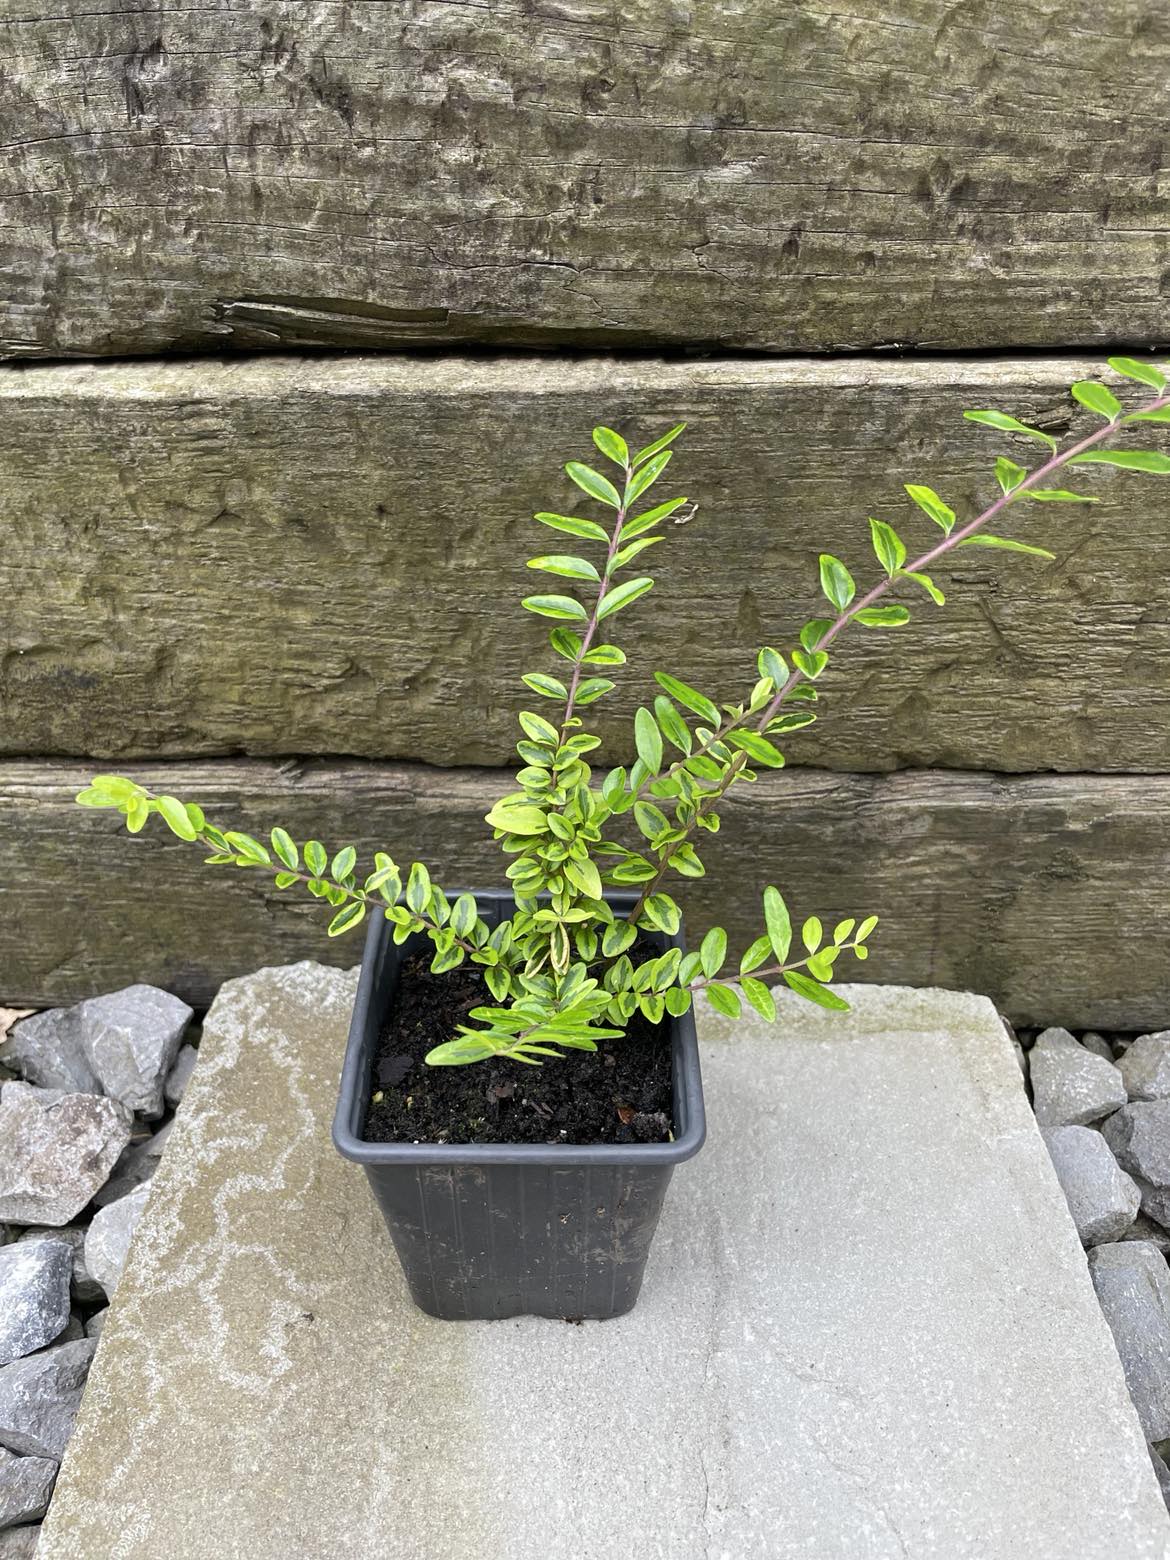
[14,1229,102,1305]
[1122,1215,1170,1257]
[1030,1028,1127,1129]
[1044,1126,1140,1246]
[1102,1101,1170,1189]
[0,1446,56,1529]
[164,1043,198,1108]
[0,1338,96,1459]
[84,1184,150,1300]
[0,1083,131,1227]
[0,1009,98,1097]
[77,985,191,1119]
[1151,1447,1170,1516]
[1119,1033,1170,1103]
[1134,1180,1170,1233]
[94,1120,173,1208]
[0,1244,71,1368]
[1088,1242,1170,1442]
[1080,1032,1116,1062]
[0,1526,42,1558]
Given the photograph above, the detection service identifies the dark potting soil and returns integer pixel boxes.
[362,950,674,1146]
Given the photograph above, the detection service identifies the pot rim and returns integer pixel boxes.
[332,887,707,1169]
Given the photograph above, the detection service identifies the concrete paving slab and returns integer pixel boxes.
[38,965,1170,1560]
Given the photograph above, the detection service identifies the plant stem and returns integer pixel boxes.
[560,473,630,731]
[755,391,1170,731]
[626,389,1170,926]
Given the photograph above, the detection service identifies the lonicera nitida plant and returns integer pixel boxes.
[78,359,1170,1067]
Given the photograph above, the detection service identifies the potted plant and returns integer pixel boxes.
[77,359,1170,1319]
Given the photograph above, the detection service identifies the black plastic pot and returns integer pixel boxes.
[332,889,706,1321]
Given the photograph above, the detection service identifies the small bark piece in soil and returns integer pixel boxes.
[362,950,674,1146]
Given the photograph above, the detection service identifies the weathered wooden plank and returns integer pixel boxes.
[2,759,1167,1029]
[3,355,1168,773]
[1,3,1167,359]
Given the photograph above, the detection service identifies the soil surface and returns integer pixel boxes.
[363,950,674,1146]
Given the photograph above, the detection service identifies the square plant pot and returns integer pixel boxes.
[333,889,706,1320]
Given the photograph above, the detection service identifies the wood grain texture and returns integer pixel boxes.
[1,2,1168,359]
[3,355,1168,773]
[2,758,1168,1029]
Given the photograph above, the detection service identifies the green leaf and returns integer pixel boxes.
[534,512,610,541]
[1069,450,1170,473]
[624,450,671,506]
[1108,357,1167,391]
[593,425,629,465]
[88,775,142,803]
[800,619,832,652]
[126,796,150,833]
[665,987,692,1017]
[597,576,653,620]
[274,871,298,889]
[449,893,478,938]
[549,628,583,660]
[783,970,850,1011]
[728,729,784,767]
[868,517,906,576]
[225,831,270,864]
[405,862,431,914]
[1071,380,1122,421]
[802,915,822,953]
[818,554,855,611]
[620,495,688,540]
[959,535,1055,560]
[522,672,568,700]
[757,646,788,685]
[602,920,637,957]
[857,914,879,941]
[706,983,741,1018]
[526,554,601,581]
[700,926,727,979]
[270,828,298,870]
[741,977,777,1022]
[522,594,587,621]
[668,843,705,878]
[1128,406,1170,424]
[995,457,1027,494]
[581,643,626,665]
[519,710,559,744]
[764,886,791,963]
[854,605,910,627]
[898,569,945,606]
[904,484,956,535]
[327,902,366,937]
[634,706,663,774]
[565,857,603,899]
[75,786,121,808]
[739,935,772,975]
[485,802,548,835]
[640,893,682,935]
[632,423,686,467]
[653,695,692,754]
[576,677,615,705]
[565,461,621,508]
[792,648,828,680]
[611,535,663,571]
[331,845,357,882]
[962,410,1057,451]
[653,671,720,726]
[157,795,197,841]
[1025,489,1099,503]
[305,840,327,876]
[425,1035,500,1066]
